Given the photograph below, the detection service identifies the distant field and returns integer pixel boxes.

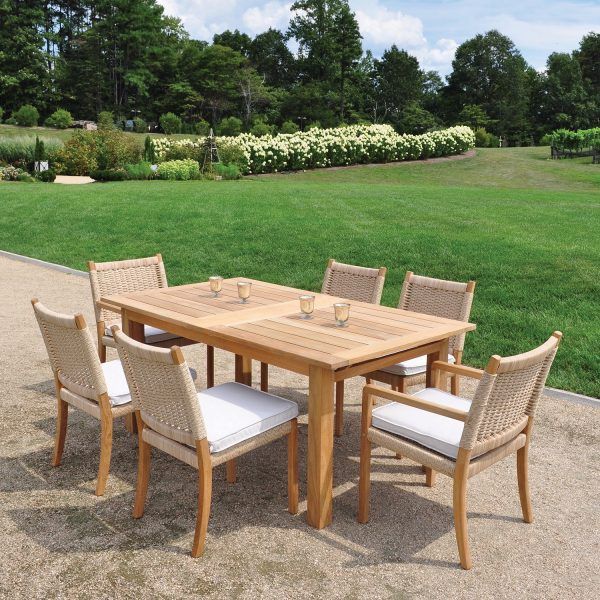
[1,147,598,396]
[0,124,199,146]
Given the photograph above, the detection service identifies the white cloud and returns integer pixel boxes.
[242,2,292,34]
[355,7,426,47]
[416,38,459,69]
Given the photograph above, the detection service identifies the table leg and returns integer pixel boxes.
[235,355,252,386]
[306,365,334,529]
[425,338,450,487]
[122,311,144,434]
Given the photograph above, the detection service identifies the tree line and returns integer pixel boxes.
[0,0,598,143]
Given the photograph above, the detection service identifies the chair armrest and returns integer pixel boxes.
[363,384,468,422]
[431,361,484,380]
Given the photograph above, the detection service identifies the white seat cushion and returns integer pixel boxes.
[197,383,298,454]
[101,360,197,408]
[381,353,456,377]
[101,360,132,407]
[105,324,178,344]
[371,388,471,459]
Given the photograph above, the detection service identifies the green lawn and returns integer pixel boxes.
[1,147,598,396]
[0,123,197,146]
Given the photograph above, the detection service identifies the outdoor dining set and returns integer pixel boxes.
[31,255,561,570]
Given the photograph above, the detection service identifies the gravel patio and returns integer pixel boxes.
[0,254,598,599]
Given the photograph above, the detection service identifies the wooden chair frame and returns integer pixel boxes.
[260,258,387,437]
[358,332,562,569]
[31,299,134,496]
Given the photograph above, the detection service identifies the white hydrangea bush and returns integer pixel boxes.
[151,125,475,175]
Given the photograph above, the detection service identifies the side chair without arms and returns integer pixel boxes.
[112,327,299,558]
[88,254,216,387]
[260,258,387,437]
[31,299,135,496]
[358,332,562,570]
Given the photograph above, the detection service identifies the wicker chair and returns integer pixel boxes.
[31,299,135,496]
[112,327,299,558]
[358,332,562,569]
[88,254,215,386]
[259,258,387,437]
[367,272,475,397]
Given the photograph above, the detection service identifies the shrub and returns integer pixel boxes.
[90,167,129,181]
[194,120,210,136]
[124,161,154,180]
[16,172,36,182]
[97,111,116,130]
[218,116,242,137]
[475,128,494,148]
[133,117,147,133]
[159,112,182,134]
[13,105,39,127]
[0,165,22,180]
[143,136,156,163]
[0,136,63,164]
[214,163,242,180]
[36,168,56,182]
[163,144,199,162]
[250,119,274,137]
[5,117,17,125]
[55,129,141,175]
[34,137,45,161]
[156,159,199,180]
[307,121,322,130]
[539,134,553,146]
[280,120,299,134]
[217,142,248,171]
[45,109,72,129]
[0,107,3,123]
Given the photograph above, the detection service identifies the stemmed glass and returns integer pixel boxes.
[237,281,252,303]
[209,275,223,298]
[299,294,315,319]
[334,303,350,327]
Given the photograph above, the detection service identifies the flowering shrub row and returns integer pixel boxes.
[550,127,600,152]
[150,125,475,175]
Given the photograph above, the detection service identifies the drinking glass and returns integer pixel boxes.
[209,275,223,297]
[237,281,252,303]
[299,294,315,319]
[334,302,350,327]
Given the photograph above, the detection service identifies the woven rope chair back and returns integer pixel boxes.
[399,273,474,353]
[460,334,560,454]
[113,329,206,441]
[89,255,168,325]
[32,300,107,401]
[321,259,386,304]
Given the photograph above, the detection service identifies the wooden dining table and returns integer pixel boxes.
[99,277,475,529]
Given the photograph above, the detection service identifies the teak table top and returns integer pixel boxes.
[99,277,475,373]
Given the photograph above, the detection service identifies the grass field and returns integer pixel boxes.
[0,123,197,145]
[1,146,598,396]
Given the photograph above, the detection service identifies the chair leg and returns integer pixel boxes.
[98,342,107,363]
[226,459,237,484]
[260,362,269,392]
[52,397,68,467]
[451,373,460,396]
[192,440,212,558]
[288,418,299,514]
[358,431,372,523]
[334,381,344,437]
[95,405,113,496]
[425,467,437,487]
[206,345,214,388]
[133,421,151,518]
[453,449,472,570]
[517,441,533,523]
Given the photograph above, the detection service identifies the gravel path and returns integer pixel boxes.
[1,254,598,599]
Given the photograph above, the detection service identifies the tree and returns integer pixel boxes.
[458,104,491,129]
[576,32,600,97]
[444,31,530,140]
[0,0,49,112]
[213,29,252,57]
[238,68,273,127]
[331,3,362,120]
[398,102,438,134]
[374,46,423,125]
[249,29,296,88]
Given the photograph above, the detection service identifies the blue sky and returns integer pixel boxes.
[159,0,600,75]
